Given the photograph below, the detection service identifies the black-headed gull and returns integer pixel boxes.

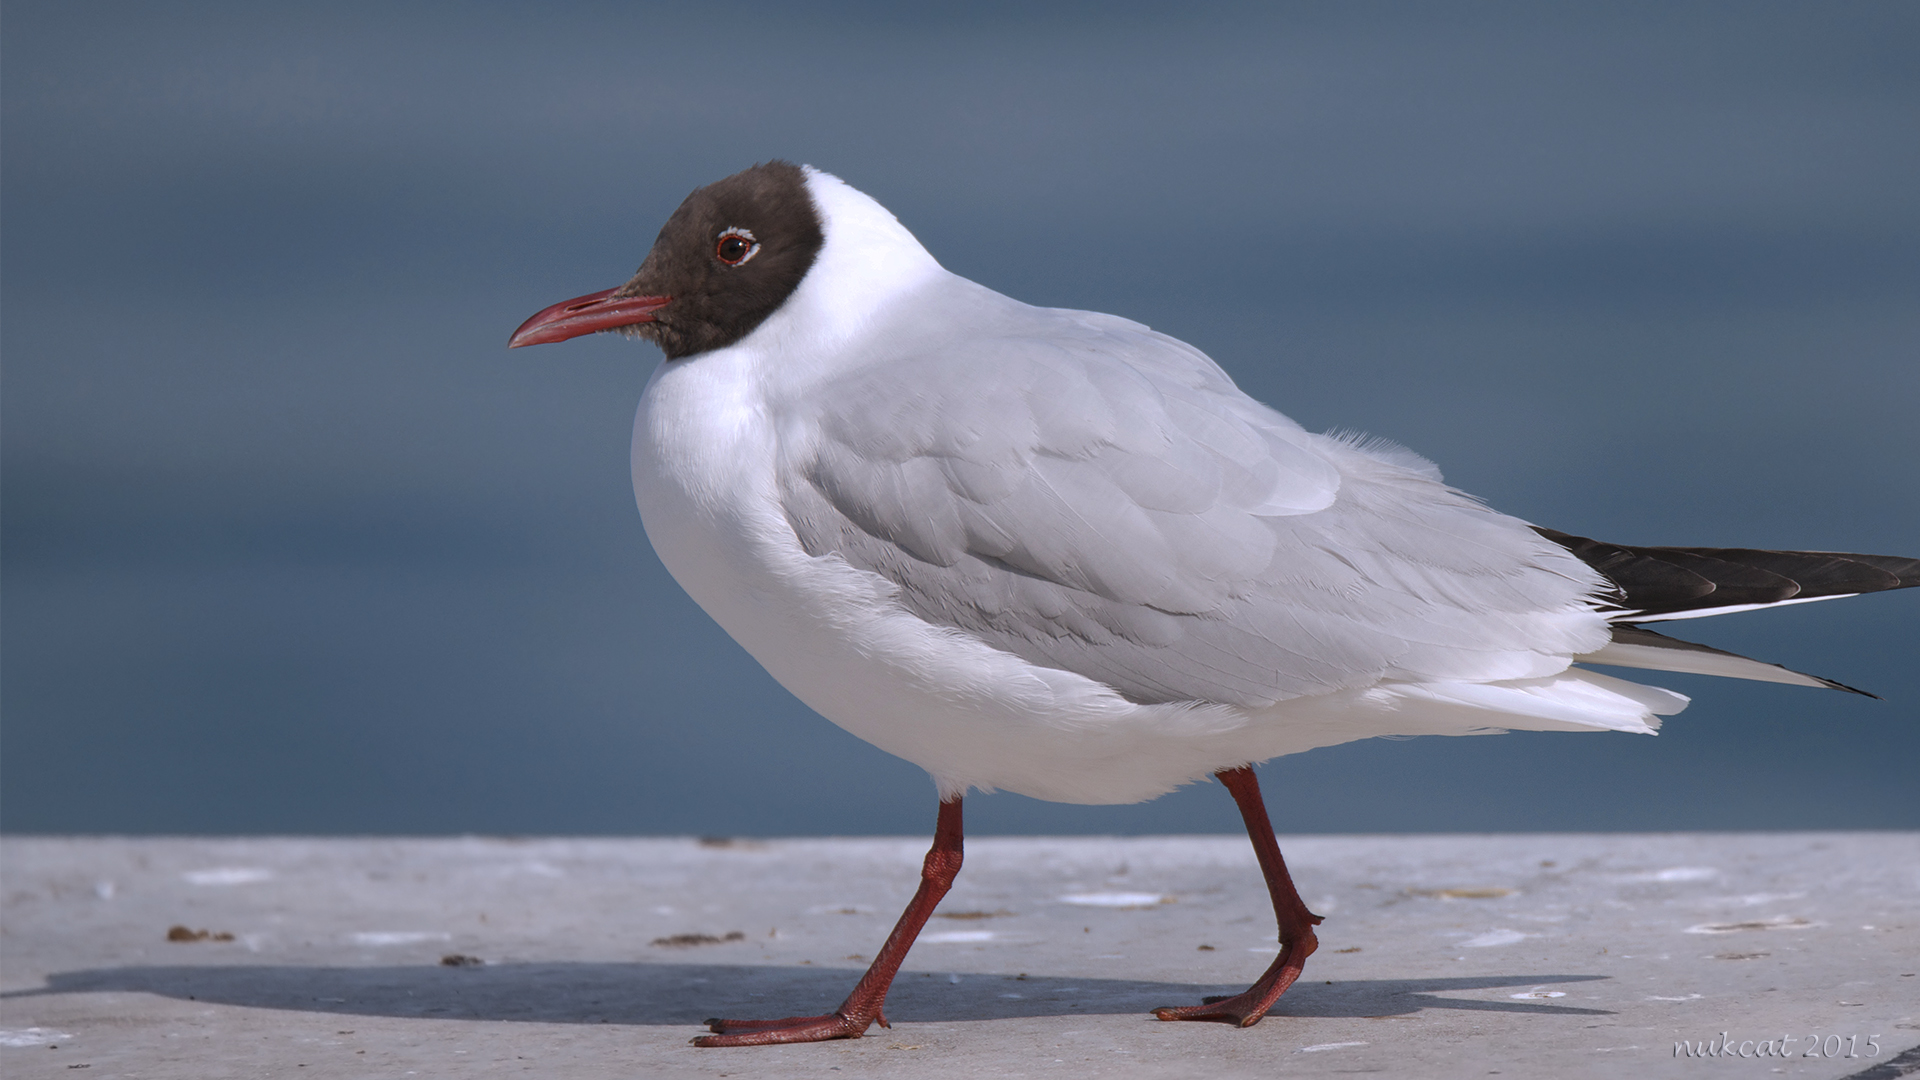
[509,161,1918,1046]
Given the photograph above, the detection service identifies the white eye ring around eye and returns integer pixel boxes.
[715,226,760,267]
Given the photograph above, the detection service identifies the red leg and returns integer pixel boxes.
[1154,766,1321,1026]
[695,796,964,1046]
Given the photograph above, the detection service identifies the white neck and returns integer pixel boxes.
[731,168,946,377]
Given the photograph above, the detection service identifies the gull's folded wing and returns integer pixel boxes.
[778,282,1610,708]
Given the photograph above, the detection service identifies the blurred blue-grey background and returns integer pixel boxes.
[4,2,1915,837]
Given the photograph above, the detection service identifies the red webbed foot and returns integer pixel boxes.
[1152,926,1319,1026]
[694,1009,884,1047]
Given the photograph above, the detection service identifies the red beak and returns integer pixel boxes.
[508,289,671,348]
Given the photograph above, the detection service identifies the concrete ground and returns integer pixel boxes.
[2,833,1915,1079]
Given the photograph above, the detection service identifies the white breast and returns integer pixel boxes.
[631,346,1275,804]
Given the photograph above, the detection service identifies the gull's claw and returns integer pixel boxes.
[694,1012,872,1047]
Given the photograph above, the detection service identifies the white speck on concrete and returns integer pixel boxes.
[183,867,273,886]
[349,932,451,946]
[1056,892,1166,907]
[1712,892,1806,907]
[0,1028,74,1047]
[1620,867,1717,882]
[1684,916,1817,934]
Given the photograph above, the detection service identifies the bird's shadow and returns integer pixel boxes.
[2,961,1610,1025]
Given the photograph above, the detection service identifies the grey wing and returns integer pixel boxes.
[778,293,1609,708]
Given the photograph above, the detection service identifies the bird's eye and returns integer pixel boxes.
[715,227,760,267]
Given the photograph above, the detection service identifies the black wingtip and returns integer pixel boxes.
[1766,662,1880,699]
[1537,527,1920,620]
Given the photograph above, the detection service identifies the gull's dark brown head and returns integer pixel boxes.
[509,160,826,359]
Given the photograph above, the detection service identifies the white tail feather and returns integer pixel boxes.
[1577,641,1833,690]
